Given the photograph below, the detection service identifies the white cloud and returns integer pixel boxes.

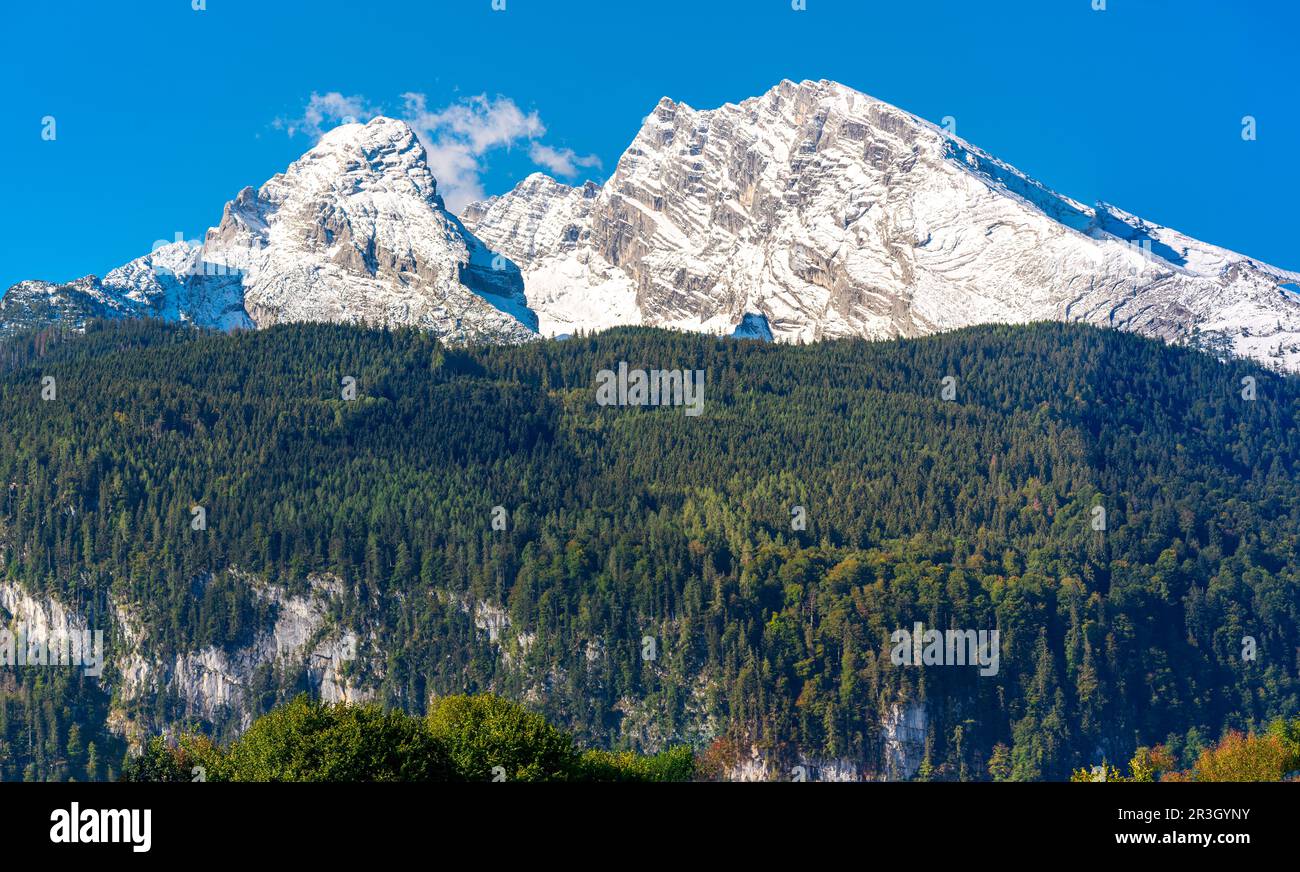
[528,142,602,178]
[421,140,484,209]
[404,92,545,153]
[400,92,550,211]
[275,91,375,139]
[278,91,600,213]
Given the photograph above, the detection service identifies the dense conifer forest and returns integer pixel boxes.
[1,318,1297,780]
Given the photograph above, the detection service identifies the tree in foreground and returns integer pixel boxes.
[425,694,580,782]
[122,694,694,782]
[1070,718,1300,782]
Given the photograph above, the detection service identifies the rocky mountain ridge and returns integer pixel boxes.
[464,79,1300,368]
[6,80,1299,369]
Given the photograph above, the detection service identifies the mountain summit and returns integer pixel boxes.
[463,79,1300,367]
[1,117,537,343]
[5,83,1300,367]
[203,117,536,340]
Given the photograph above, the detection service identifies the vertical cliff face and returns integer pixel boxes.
[113,572,371,734]
[464,79,1300,368]
[1,572,370,745]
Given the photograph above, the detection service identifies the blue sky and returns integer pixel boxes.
[2,0,1295,289]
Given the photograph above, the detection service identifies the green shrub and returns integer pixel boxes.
[221,695,457,782]
[426,694,578,782]
[120,737,191,783]
[576,746,696,782]
[121,694,695,782]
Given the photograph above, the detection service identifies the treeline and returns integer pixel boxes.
[1,318,1298,779]
[123,693,694,782]
[1069,716,1300,782]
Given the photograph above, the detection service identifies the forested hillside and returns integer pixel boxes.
[1,319,1298,780]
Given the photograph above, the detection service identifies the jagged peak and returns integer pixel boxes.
[279,115,433,195]
[518,171,575,191]
[314,115,421,156]
[245,114,442,215]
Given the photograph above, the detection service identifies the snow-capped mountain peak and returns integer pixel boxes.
[2,116,539,343]
[5,84,1299,370]
[463,78,1300,368]
[200,116,536,340]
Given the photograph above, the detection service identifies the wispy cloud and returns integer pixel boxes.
[401,92,546,210]
[277,91,601,212]
[528,142,602,178]
[274,91,376,139]
[404,92,544,154]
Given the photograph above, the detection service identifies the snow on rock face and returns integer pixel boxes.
[203,117,537,343]
[6,82,1299,365]
[464,79,1300,369]
[2,118,538,344]
[0,244,253,337]
[0,277,136,336]
[102,242,253,330]
[462,174,640,338]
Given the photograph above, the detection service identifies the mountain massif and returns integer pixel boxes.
[463,80,1300,366]
[4,78,1300,782]
[4,80,1300,369]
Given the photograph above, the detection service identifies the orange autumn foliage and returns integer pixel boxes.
[1190,730,1296,782]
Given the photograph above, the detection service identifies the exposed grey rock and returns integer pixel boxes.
[465,79,1300,368]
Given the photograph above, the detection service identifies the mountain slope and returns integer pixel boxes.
[463,79,1300,368]
[0,119,538,344]
[3,319,1298,780]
